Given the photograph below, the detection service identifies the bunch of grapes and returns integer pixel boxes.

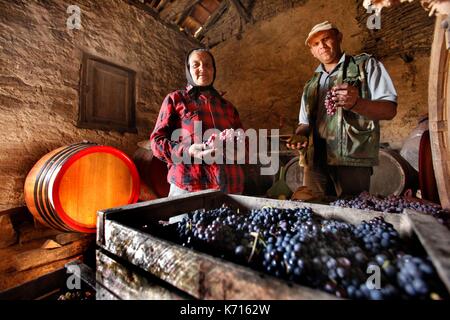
[396,254,443,299]
[176,206,252,261]
[57,290,94,300]
[167,205,447,300]
[204,128,245,149]
[324,89,337,116]
[330,191,450,230]
[353,217,400,254]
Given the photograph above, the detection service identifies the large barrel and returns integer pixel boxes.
[133,141,278,198]
[284,156,304,193]
[24,142,140,233]
[133,141,169,200]
[370,148,418,197]
[419,130,440,203]
[429,15,450,209]
[284,150,417,197]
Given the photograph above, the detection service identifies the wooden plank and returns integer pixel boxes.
[96,250,188,300]
[156,0,169,12]
[0,256,83,292]
[56,233,92,246]
[176,0,202,25]
[96,190,218,235]
[149,0,159,7]
[125,0,159,18]
[123,0,196,37]
[0,236,94,273]
[0,240,53,274]
[195,1,229,39]
[0,214,17,248]
[0,229,78,266]
[405,209,450,293]
[0,206,28,218]
[195,3,213,18]
[201,0,222,12]
[100,221,337,300]
[159,0,195,21]
[18,223,62,245]
[0,267,66,300]
[99,190,405,235]
[182,15,203,33]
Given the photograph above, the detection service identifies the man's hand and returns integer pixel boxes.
[188,143,215,160]
[285,134,308,150]
[332,83,359,110]
[332,83,397,120]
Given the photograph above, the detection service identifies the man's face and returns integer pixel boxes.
[189,51,214,86]
[308,29,343,65]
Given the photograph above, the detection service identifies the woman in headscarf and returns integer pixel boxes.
[150,48,245,196]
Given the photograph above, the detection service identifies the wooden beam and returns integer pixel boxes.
[124,0,178,33]
[196,3,213,19]
[122,0,201,45]
[176,0,202,25]
[0,256,83,293]
[156,0,169,12]
[229,0,254,24]
[198,3,213,14]
[148,0,156,7]
[125,0,159,19]
[182,15,203,34]
[195,1,229,39]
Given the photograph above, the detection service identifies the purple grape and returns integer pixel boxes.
[325,89,337,115]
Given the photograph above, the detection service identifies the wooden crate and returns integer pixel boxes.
[96,190,450,300]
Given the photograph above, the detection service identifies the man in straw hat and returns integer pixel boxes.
[286,21,398,198]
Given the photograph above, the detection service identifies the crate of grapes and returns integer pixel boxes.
[96,190,450,300]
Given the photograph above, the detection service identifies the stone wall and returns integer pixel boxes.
[0,0,198,211]
[354,0,435,149]
[377,56,430,149]
[208,0,434,150]
[355,0,435,59]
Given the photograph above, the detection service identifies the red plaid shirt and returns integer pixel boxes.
[150,86,244,194]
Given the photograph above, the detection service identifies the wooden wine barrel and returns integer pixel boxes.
[24,142,140,233]
[283,150,417,197]
[284,156,304,192]
[428,15,450,209]
[419,130,440,203]
[133,141,169,200]
[370,148,418,197]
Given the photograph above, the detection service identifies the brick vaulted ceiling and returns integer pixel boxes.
[125,0,255,42]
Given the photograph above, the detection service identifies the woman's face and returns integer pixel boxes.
[189,51,214,86]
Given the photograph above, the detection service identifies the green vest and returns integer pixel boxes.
[302,54,380,167]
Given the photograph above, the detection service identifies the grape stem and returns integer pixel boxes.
[248,232,261,263]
